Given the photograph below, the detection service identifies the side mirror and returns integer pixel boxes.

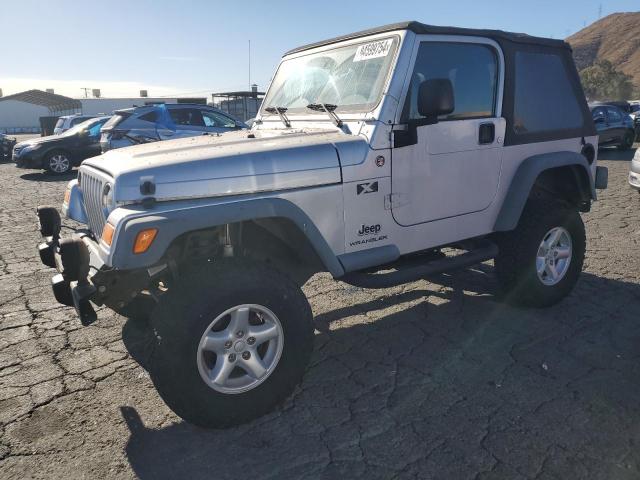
[593,116,604,124]
[417,78,455,121]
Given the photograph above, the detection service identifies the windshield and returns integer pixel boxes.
[262,36,399,115]
[62,118,104,137]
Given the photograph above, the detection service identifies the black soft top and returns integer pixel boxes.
[285,21,570,56]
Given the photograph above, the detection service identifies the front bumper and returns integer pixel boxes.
[629,158,640,191]
[14,150,44,169]
[36,206,163,325]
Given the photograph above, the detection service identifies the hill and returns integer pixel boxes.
[567,12,640,88]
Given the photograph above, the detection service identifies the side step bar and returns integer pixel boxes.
[340,239,498,289]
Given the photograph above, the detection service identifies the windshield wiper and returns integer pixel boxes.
[307,103,343,128]
[264,106,291,127]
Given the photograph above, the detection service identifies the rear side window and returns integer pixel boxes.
[71,116,90,126]
[138,111,158,123]
[169,108,205,127]
[54,118,65,129]
[513,52,583,134]
[606,106,623,122]
[402,42,498,121]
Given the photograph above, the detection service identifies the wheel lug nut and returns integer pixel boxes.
[224,340,232,349]
[247,337,255,345]
[228,353,236,362]
[242,351,251,360]
[236,330,244,338]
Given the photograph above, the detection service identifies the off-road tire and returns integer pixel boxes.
[494,198,585,308]
[45,150,72,174]
[148,259,314,428]
[113,293,157,322]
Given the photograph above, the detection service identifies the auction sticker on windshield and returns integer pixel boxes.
[353,39,394,62]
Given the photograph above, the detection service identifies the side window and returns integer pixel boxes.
[592,107,606,123]
[169,108,205,127]
[402,42,498,121]
[138,111,158,123]
[201,110,237,128]
[606,106,622,123]
[513,51,583,134]
[71,117,89,126]
[88,122,102,137]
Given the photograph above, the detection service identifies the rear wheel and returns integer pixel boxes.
[618,131,635,151]
[494,198,585,308]
[148,259,314,428]
[45,150,71,174]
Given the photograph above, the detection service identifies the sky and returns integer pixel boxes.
[2,0,638,99]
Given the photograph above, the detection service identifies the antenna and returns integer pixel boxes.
[598,3,602,19]
[248,39,251,90]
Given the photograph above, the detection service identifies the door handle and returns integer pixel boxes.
[478,122,495,145]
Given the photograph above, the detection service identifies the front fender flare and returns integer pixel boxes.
[494,151,595,232]
[108,196,345,277]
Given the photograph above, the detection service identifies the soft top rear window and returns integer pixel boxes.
[512,51,584,135]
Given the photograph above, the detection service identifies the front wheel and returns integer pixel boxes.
[148,260,314,428]
[494,198,586,308]
[45,150,72,174]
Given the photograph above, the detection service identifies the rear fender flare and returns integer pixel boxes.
[494,151,594,232]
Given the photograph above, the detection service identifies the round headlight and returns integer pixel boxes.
[102,183,114,210]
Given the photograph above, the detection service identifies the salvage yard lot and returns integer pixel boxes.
[1,147,639,479]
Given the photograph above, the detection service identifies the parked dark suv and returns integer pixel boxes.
[14,116,110,174]
[100,103,247,152]
[590,104,635,150]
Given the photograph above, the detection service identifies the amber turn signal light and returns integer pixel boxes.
[101,223,115,246]
[63,189,71,205]
[133,228,158,254]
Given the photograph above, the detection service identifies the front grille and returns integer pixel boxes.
[80,168,111,238]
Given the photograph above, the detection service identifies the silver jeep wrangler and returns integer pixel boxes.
[36,21,608,428]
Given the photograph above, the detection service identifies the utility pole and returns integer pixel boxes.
[598,3,602,19]
[81,87,90,98]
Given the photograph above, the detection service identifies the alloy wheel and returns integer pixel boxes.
[536,226,572,286]
[49,154,70,173]
[196,304,284,394]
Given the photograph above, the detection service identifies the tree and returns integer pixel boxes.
[579,61,635,101]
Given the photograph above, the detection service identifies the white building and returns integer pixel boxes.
[0,90,80,133]
[0,89,207,133]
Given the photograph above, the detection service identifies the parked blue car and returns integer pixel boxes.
[100,103,247,152]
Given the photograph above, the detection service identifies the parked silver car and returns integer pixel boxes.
[54,114,100,135]
[99,103,247,152]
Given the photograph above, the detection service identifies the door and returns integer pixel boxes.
[166,106,206,139]
[605,106,625,142]
[200,108,242,133]
[592,107,611,143]
[391,40,504,226]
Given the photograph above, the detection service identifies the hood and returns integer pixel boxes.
[82,129,366,203]
[16,134,64,148]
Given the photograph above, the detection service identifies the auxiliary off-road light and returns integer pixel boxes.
[101,222,115,246]
[133,228,158,254]
[36,205,61,238]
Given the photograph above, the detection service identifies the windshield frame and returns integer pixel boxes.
[260,32,403,122]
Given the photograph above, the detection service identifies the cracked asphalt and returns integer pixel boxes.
[1,144,639,479]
